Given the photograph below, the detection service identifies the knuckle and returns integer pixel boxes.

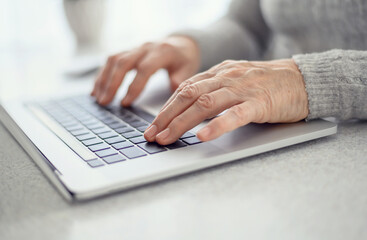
[245,68,266,77]
[141,42,153,49]
[136,61,151,76]
[212,60,238,73]
[208,64,219,72]
[222,59,236,66]
[178,85,198,99]
[177,80,192,92]
[196,71,213,80]
[196,94,215,110]
[116,56,128,67]
[221,68,242,79]
[107,55,118,64]
[157,42,174,51]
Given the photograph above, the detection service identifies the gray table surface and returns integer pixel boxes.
[0,118,366,240]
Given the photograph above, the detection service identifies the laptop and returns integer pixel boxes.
[0,71,337,201]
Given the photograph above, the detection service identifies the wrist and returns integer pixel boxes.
[289,59,309,119]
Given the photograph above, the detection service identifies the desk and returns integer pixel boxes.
[1,107,366,239]
[5,2,365,238]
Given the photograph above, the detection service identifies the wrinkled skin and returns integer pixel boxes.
[144,59,309,145]
[91,37,309,145]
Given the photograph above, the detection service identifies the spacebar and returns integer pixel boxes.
[28,105,97,161]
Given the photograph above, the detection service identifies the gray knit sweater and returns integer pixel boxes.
[176,0,367,120]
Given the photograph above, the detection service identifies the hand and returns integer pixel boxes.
[144,59,309,145]
[91,36,200,106]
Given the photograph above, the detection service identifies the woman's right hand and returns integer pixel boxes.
[91,36,200,106]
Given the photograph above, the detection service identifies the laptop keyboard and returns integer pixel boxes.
[30,95,201,168]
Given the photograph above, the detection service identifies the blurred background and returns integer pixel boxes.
[0,0,231,101]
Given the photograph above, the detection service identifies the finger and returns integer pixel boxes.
[153,88,239,145]
[197,101,256,142]
[144,77,222,141]
[160,71,215,113]
[121,50,174,106]
[93,54,118,99]
[98,49,147,105]
[91,69,104,96]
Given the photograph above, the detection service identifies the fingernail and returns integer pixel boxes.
[121,99,128,106]
[144,125,157,139]
[121,95,130,106]
[156,128,170,141]
[198,127,211,140]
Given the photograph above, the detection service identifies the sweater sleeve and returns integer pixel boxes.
[172,0,270,71]
[293,49,367,121]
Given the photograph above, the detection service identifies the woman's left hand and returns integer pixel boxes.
[144,59,309,145]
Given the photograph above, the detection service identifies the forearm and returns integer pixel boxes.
[293,49,367,120]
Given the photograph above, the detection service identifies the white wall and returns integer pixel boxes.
[0,0,231,54]
[0,0,231,100]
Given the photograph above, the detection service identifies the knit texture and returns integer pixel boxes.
[173,0,367,120]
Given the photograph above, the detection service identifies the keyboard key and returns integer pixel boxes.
[112,141,133,150]
[97,113,112,119]
[129,136,147,144]
[105,136,126,144]
[108,122,127,129]
[94,113,109,120]
[138,142,167,154]
[80,118,99,125]
[29,105,98,161]
[86,122,105,130]
[166,140,187,149]
[101,117,117,125]
[129,120,147,128]
[92,127,110,134]
[182,136,201,145]
[87,159,104,168]
[115,111,131,119]
[65,124,84,132]
[120,146,147,159]
[88,142,110,152]
[60,120,79,128]
[179,132,195,139]
[74,114,91,122]
[119,115,136,123]
[82,137,103,146]
[98,131,118,139]
[103,154,126,164]
[76,133,95,141]
[95,148,118,158]
[70,128,90,136]
[127,106,155,123]
[121,131,142,139]
[114,126,134,134]
[136,125,149,132]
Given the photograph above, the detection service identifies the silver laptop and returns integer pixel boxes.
[0,72,337,201]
